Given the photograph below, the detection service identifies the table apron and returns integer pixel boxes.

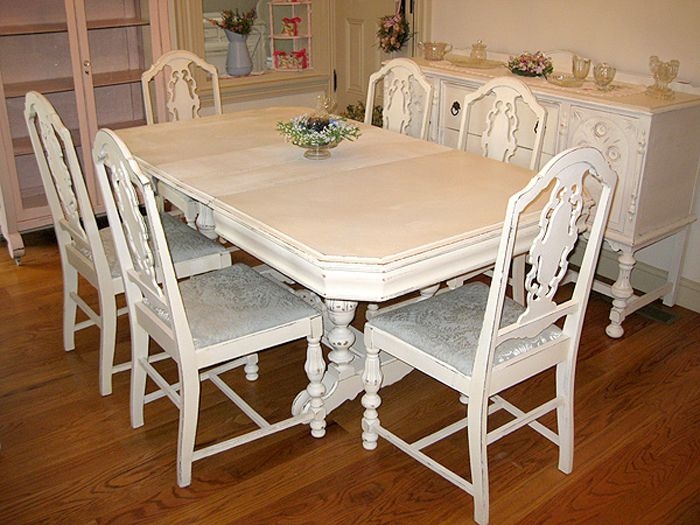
[212,209,539,302]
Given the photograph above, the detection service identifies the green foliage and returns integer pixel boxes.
[277,114,360,148]
[341,101,383,128]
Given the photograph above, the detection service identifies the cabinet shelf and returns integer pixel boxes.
[92,69,144,87]
[0,16,151,34]
[86,17,149,30]
[4,77,75,98]
[0,22,68,36]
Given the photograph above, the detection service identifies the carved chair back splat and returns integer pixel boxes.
[141,49,223,125]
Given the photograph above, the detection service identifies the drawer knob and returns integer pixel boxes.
[450,101,461,116]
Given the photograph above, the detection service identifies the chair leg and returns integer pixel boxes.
[304,333,326,438]
[62,265,78,352]
[98,292,118,396]
[243,354,259,381]
[468,399,490,525]
[177,367,201,488]
[556,360,575,473]
[361,337,383,450]
[130,325,150,429]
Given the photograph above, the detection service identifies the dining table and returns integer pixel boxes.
[114,106,543,415]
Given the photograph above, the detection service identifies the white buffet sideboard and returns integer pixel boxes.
[416,57,700,337]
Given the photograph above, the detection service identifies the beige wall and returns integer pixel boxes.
[430,0,700,86]
[431,0,700,294]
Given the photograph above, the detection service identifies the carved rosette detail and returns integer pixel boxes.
[569,109,638,224]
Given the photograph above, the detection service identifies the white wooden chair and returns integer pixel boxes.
[141,50,225,229]
[457,76,547,170]
[361,146,616,525]
[24,91,232,396]
[92,128,326,487]
[141,49,222,125]
[454,76,549,304]
[365,57,434,140]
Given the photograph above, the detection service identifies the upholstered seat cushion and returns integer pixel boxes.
[100,213,230,279]
[179,263,319,349]
[368,281,562,376]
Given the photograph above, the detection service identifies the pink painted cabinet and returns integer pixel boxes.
[0,0,170,261]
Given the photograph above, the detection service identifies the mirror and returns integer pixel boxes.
[202,0,271,74]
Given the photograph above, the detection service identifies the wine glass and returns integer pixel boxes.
[572,55,591,82]
[593,63,616,91]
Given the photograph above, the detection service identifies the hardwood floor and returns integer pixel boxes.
[1,230,698,524]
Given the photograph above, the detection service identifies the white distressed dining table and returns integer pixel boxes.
[114,106,542,415]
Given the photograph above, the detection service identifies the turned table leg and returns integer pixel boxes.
[195,203,219,240]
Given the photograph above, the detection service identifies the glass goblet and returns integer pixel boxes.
[572,55,591,81]
[593,63,616,91]
[646,56,679,99]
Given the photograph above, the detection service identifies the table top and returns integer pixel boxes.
[116,107,540,300]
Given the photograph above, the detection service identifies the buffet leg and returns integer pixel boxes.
[606,247,635,338]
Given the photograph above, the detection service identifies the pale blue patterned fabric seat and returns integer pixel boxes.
[100,213,231,280]
[361,146,617,525]
[93,128,326,488]
[180,263,319,349]
[368,281,562,376]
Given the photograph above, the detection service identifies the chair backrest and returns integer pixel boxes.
[141,50,223,125]
[475,146,616,386]
[24,91,112,288]
[457,76,547,170]
[365,58,434,140]
[92,129,193,358]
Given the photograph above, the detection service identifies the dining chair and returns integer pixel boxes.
[454,76,549,304]
[92,128,326,487]
[457,75,547,170]
[361,146,616,525]
[24,91,232,396]
[141,49,222,125]
[365,57,434,140]
[141,50,226,230]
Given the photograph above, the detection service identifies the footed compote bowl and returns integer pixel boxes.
[646,55,680,99]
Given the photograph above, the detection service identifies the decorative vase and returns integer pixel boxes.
[224,30,252,77]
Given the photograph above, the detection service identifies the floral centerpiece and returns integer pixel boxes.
[277,114,361,160]
[377,12,411,53]
[506,51,553,77]
[208,8,256,35]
